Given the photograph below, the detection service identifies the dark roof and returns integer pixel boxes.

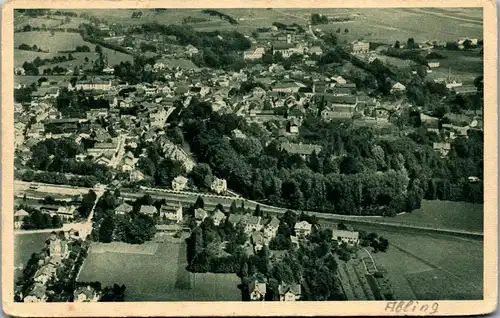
[314,94,357,105]
[273,43,295,50]
[335,83,356,89]
[280,142,322,155]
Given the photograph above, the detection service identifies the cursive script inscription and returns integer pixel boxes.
[385,301,439,314]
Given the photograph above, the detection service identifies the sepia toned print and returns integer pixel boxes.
[2,0,497,317]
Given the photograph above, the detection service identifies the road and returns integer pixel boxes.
[14,180,483,239]
[15,185,103,237]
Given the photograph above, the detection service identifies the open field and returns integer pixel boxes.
[77,236,241,301]
[355,200,483,233]
[14,32,133,68]
[15,232,50,281]
[15,31,91,53]
[369,231,483,300]
[425,49,483,83]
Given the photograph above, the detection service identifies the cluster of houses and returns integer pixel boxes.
[14,193,86,229]
[243,219,359,301]
[22,231,94,302]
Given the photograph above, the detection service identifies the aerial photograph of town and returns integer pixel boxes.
[12,8,484,303]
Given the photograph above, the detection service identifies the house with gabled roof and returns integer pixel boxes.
[263,216,280,240]
[278,283,302,301]
[248,280,267,301]
[280,142,322,159]
[23,283,47,303]
[211,209,226,226]
[140,205,157,217]
[116,202,133,215]
[294,221,312,239]
[160,203,183,223]
[195,208,208,225]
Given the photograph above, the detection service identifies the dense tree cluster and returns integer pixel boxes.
[16,169,100,188]
[180,94,481,216]
[186,217,248,273]
[14,85,37,103]
[383,47,428,65]
[311,13,329,25]
[91,191,157,244]
[136,143,186,188]
[28,138,113,182]
[56,88,110,118]
[239,224,344,301]
[201,9,238,25]
[18,43,46,52]
[20,208,63,230]
[21,54,76,76]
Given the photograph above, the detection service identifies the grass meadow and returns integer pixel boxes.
[370,231,483,300]
[14,31,133,68]
[77,236,241,301]
[355,200,484,233]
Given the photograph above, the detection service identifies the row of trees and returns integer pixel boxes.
[17,169,100,188]
[18,43,46,52]
[19,208,63,230]
[201,9,238,25]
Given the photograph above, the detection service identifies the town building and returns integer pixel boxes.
[245,216,263,234]
[280,142,322,159]
[428,60,440,68]
[74,286,101,302]
[116,202,133,215]
[139,205,158,217]
[243,47,265,60]
[278,283,302,301]
[433,142,451,158]
[160,203,183,223]
[349,41,370,54]
[331,229,360,246]
[172,175,189,191]
[272,43,303,58]
[211,209,227,226]
[75,78,112,91]
[294,221,312,239]
[23,283,47,303]
[195,208,208,225]
[211,177,227,194]
[248,280,267,301]
[251,231,266,252]
[263,216,280,240]
[14,209,30,229]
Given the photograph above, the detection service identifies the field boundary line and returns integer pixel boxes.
[390,242,482,292]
